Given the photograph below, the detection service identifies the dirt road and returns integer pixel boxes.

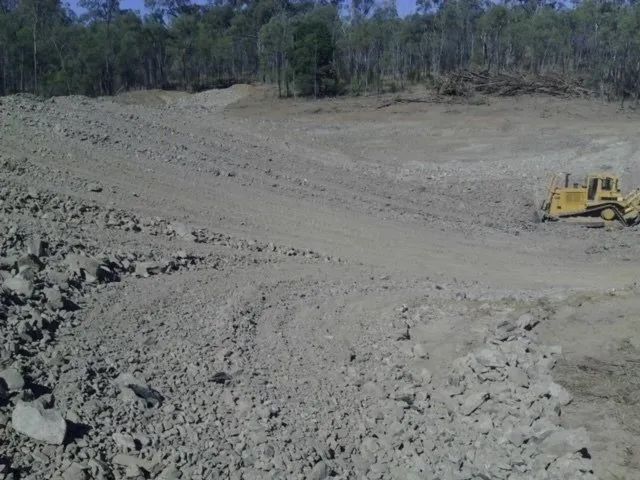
[1,86,639,479]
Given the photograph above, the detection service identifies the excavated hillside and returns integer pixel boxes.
[1,86,639,480]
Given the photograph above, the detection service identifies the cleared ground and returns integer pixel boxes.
[1,85,639,479]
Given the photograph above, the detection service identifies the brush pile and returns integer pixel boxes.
[438,71,592,97]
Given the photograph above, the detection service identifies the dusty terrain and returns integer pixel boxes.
[1,85,639,480]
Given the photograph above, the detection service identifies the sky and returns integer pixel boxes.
[67,0,418,18]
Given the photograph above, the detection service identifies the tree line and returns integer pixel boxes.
[1,0,640,99]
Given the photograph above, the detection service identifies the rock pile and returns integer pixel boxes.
[425,336,594,479]
[294,322,596,480]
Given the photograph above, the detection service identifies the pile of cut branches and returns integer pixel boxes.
[438,71,592,97]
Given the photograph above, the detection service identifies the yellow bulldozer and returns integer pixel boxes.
[541,172,640,226]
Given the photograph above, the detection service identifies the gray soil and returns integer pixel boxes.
[1,85,639,480]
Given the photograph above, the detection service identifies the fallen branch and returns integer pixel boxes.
[377,97,432,109]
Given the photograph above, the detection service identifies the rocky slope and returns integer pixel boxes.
[2,87,638,479]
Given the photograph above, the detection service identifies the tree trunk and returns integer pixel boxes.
[276,52,281,97]
[32,18,37,94]
[20,48,24,91]
[313,39,318,98]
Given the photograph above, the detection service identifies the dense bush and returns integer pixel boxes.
[2,0,640,99]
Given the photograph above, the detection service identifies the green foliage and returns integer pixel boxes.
[291,12,337,96]
[3,0,640,99]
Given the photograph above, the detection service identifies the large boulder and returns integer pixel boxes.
[2,276,34,297]
[16,254,44,272]
[0,367,25,391]
[459,391,489,415]
[134,261,161,278]
[115,372,163,408]
[65,254,110,282]
[43,287,65,310]
[538,427,590,458]
[11,401,67,445]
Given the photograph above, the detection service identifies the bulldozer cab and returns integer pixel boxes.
[586,174,620,201]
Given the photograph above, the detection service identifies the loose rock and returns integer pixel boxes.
[0,367,24,391]
[3,276,34,297]
[62,462,89,480]
[460,391,489,415]
[11,401,67,445]
[43,287,65,310]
